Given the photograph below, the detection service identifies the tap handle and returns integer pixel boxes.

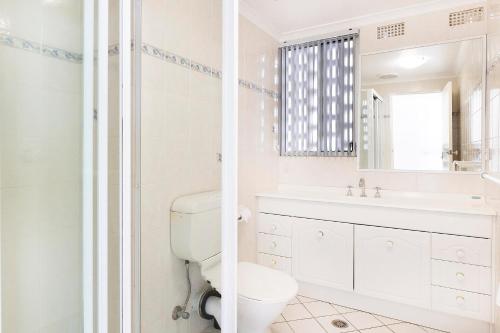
[374,186,382,198]
[346,185,353,196]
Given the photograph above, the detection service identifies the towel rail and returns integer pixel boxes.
[481,172,500,186]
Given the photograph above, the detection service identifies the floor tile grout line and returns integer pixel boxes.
[300,298,329,333]
[284,320,296,333]
[385,324,397,333]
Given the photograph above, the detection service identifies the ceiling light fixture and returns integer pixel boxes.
[398,55,428,69]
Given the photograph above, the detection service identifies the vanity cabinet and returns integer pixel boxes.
[292,218,353,290]
[354,225,431,307]
[256,193,496,331]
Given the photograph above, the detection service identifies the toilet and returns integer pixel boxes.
[171,191,298,333]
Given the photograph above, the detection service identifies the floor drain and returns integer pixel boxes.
[331,319,349,328]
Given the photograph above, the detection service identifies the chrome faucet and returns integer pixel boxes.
[374,186,382,198]
[346,185,353,197]
[359,178,367,197]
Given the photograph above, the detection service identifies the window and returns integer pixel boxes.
[279,34,357,156]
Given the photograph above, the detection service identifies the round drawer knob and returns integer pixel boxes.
[317,231,325,238]
[271,259,277,265]
[270,241,277,249]
[386,240,394,248]
[456,295,465,305]
[456,249,465,259]
[271,224,277,231]
[456,272,465,281]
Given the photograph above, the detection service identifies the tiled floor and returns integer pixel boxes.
[271,295,448,333]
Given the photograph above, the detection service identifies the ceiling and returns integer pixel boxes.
[240,0,483,41]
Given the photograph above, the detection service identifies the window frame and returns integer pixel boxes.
[279,33,358,157]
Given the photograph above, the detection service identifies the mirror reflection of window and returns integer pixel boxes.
[391,93,445,170]
[359,37,485,172]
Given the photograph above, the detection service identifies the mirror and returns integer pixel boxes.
[359,38,484,172]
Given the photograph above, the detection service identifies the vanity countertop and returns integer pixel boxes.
[256,186,496,217]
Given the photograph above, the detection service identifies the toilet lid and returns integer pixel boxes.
[238,262,298,303]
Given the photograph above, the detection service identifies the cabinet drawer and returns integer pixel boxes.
[257,213,292,237]
[257,233,291,257]
[432,234,491,266]
[432,286,492,322]
[432,260,491,295]
[257,253,292,274]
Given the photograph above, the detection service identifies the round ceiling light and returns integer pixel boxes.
[398,55,428,69]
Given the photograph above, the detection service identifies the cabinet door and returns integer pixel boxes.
[355,225,431,308]
[292,218,353,290]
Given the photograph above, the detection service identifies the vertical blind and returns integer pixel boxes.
[279,34,357,156]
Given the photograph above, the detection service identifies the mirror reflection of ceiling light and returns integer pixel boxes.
[377,73,399,80]
[43,0,62,5]
[398,55,428,69]
[0,17,10,32]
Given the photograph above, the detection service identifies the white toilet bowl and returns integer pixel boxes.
[201,261,298,333]
[237,262,298,333]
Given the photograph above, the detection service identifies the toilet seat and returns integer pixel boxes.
[201,260,298,304]
[238,262,298,303]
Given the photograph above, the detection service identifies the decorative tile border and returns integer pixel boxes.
[142,42,279,99]
[0,33,280,99]
[0,32,83,63]
[108,43,120,57]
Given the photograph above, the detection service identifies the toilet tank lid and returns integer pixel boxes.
[171,191,221,214]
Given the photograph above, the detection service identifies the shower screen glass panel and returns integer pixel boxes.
[138,0,223,332]
[0,0,121,331]
[0,0,87,331]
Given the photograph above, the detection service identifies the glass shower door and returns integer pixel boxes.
[0,0,114,332]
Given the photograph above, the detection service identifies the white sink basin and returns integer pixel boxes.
[257,185,495,216]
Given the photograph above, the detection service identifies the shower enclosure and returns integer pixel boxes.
[0,0,237,332]
[0,0,120,331]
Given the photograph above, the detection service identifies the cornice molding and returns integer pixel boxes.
[239,0,280,40]
[240,0,486,43]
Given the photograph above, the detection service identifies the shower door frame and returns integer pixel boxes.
[83,0,110,332]
[119,0,240,332]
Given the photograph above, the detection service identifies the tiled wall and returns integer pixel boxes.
[487,3,500,175]
[0,8,84,333]
[237,16,280,263]
[278,4,489,195]
[140,2,222,332]
[485,1,500,332]
[139,0,278,331]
